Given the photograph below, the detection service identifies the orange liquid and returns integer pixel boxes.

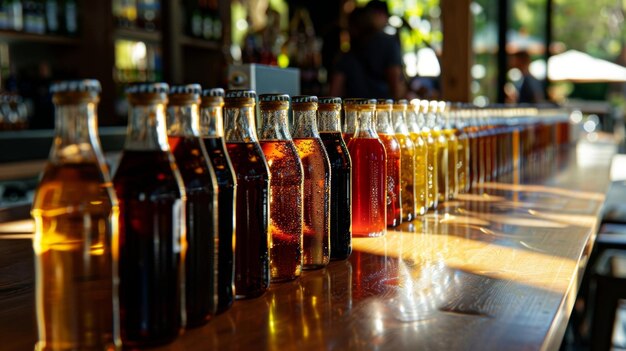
[259,140,303,281]
[293,137,331,269]
[348,137,386,237]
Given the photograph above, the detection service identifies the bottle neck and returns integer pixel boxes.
[292,109,320,138]
[317,107,341,132]
[392,109,409,134]
[199,102,224,138]
[224,103,259,142]
[167,103,200,137]
[343,107,358,134]
[125,102,170,151]
[406,109,420,133]
[51,101,104,163]
[354,106,378,138]
[375,107,394,134]
[259,108,292,140]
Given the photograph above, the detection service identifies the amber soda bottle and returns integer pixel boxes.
[347,99,387,237]
[407,100,427,215]
[258,94,304,281]
[430,101,449,204]
[32,80,120,351]
[440,101,458,200]
[114,83,186,347]
[167,84,219,327]
[292,95,331,269]
[453,105,470,194]
[391,99,417,221]
[224,89,270,298]
[375,99,402,227]
[317,97,352,260]
[199,88,236,313]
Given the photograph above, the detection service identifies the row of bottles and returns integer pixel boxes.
[113,0,161,31]
[0,0,78,35]
[31,80,354,349]
[184,0,222,41]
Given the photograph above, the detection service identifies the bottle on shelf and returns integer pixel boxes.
[347,99,387,237]
[114,83,186,347]
[199,88,236,313]
[292,95,331,269]
[391,99,417,222]
[407,99,427,216]
[223,89,270,299]
[419,100,438,210]
[258,93,304,282]
[375,99,402,227]
[32,80,121,351]
[166,84,219,328]
[317,96,352,260]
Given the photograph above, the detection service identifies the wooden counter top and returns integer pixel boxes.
[0,145,611,351]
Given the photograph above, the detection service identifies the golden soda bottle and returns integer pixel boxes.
[32,80,121,351]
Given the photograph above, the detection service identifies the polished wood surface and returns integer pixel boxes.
[0,146,611,351]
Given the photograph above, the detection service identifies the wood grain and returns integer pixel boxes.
[0,147,610,351]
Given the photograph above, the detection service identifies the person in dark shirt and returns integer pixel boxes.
[329,1,405,99]
[510,51,545,104]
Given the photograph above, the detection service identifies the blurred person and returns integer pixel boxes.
[508,50,545,104]
[329,1,406,99]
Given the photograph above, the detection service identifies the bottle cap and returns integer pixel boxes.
[201,88,225,107]
[126,83,169,105]
[169,84,201,105]
[318,97,342,105]
[292,95,318,110]
[376,99,393,105]
[259,94,290,102]
[50,79,101,94]
[170,84,202,95]
[225,89,257,99]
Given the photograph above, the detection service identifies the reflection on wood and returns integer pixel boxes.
[0,149,610,350]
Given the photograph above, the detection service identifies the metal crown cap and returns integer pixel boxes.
[376,99,393,105]
[395,99,408,105]
[259,94,290,102]
[50,79,101,94]
[126,82,169,95]
[292,95,318,104]
[202,88,225,97]
[170,84,202,95]
[225,89,257,99]
[318,97,342,105]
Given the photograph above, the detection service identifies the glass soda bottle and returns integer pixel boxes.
[342,99,359,146]
[440,101,458,200]
[419,100,438,210]
[114,83,186,347]
[317,97,352,260]
[407,99,427,215]
[347,99,387,237]
[32,80,121,351]
[166,84,219,327]
[375,99,402,227]
[223,89,270,298]
[391,99,417,221]
[453,105,470,194]
[258,93,304,282]
[292,95,331,269]
[199,88,236,313]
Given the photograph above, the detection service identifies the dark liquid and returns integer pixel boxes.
[293,137,331,269]
[260,140,303,282]
[113,150,184,347]
[168,135,217,327]
[378,133,402,227]
[347,137,386,237]
[226,141,270,299]
[319,131,352,260]
[202,136,236,313]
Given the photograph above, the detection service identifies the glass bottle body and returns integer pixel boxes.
[258,99,304,282]
[444,129,458,199]
[224,95,270,298]
[348,103,386,237]
[32,95,121,351]
[167,99,218,328]
[292,105,331,269]
[199,96,236,313]
[391,105,416,221]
